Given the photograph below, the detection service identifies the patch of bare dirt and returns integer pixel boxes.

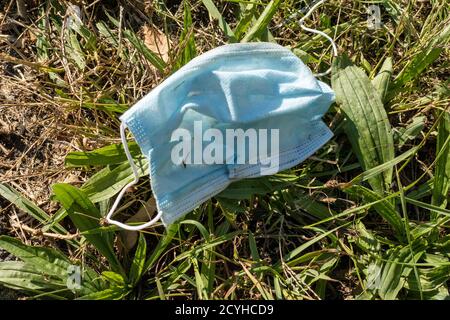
[0,61,79,237]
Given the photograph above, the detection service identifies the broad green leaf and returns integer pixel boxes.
[394,116,426,148]
[65,142,141,167]
[52,184,122,274]
[344,185,405,240]
[378,240,427,300]
[96,21,119,47]
[77,287,128,300]
[0,237,101,296]
[217,174,296,200]
[332,56,395,194]
[0,236,71,278]
[291,190,334,221]
[66,32,86,70]
[71,21,97,51]
[407,285,450,300]
[406,265,450,293]
[353,221,381,254]
[372,57,393,103]
[0,261,65,293]
[102,271,125,286]
[129,233,147,285]
[81,158,149,203]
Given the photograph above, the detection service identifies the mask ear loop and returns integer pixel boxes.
[105,122,163,231]
[299,0,338,77]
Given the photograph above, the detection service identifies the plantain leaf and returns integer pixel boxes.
[378,239,426,300]
[0,261,65,293]
[372,57,393,103]
[52,184,122,274]
[217,174,296,200]
[0,237,102,297]
[129,233,147,286]
[332,56,395,194]
[0,236,71,278]
[291,190,334,221]
[394,116,426,148]
[77,287,128,300]
[406,264,450,293]
[44,158,148,231]
[81,158,149,203]
[65,142,141,167]
[344,185,405,240]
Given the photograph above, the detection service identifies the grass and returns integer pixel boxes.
[0,0,449,300]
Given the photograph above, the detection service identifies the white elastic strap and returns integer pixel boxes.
[105,122,163,231]
[299,0,338,77]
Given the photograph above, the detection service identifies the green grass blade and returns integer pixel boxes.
[393,23,450,88]
[0,183,67,235]
[106,13,166,72]
[234,3,258,40]
[431,110,450,220]
[200,0,236,42]
[349,146,419,188]
[144,224,179,272]
[241,0,282,43]
[176,1,197,69]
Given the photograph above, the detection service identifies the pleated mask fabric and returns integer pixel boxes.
[107,42,335,229]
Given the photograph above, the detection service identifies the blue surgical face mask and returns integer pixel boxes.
[106,3,338,230]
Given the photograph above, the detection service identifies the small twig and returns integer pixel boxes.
[16,0,27,19]
[11,222,80,240]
